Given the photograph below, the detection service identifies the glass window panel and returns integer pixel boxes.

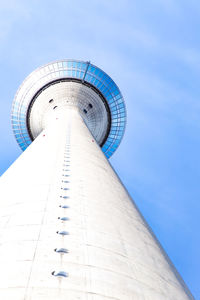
[88,65,93,73]
[81,62,87,70]
[107,138,113,143]
[12,116,18,120]
[98,71,104,79]
[102,88,109,96]
[85,74,92,82]
[94,68,100,76]
[67,70,72,76]
[77,62,81,69]
[19,142,25,147]
[110,102,116,108]
[106,151,112,156]
[53,63,59,71]
[99,85,105,92]
[118,103,124,109]
[111,109,119,114]
[12,107,20,113]
[97,81,102,88]
[90,76,95,84]
[115,94,122,101]
[67,61,72,68]
[106,94,112,100]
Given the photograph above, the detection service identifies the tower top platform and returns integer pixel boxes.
[11,60,126,158]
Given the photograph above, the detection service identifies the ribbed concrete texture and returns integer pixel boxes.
[0,108,194,299]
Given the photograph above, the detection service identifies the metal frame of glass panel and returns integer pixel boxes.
[11,60,126,158]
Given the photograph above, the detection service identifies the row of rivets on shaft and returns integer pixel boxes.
[52,132,71,278]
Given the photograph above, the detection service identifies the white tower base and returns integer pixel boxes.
[0,109,193,299]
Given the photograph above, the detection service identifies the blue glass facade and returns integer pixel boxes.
[11,60,126,158]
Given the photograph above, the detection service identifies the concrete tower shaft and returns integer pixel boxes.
[0,60,194,299]
[0,107,194,299]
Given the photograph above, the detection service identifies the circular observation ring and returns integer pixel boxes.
[11,60,126,158]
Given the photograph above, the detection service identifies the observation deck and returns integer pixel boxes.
[11,60,126,158]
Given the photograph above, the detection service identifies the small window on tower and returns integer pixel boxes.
[49,99,53,103]
[83,109,87,114]
[59,205,69,209]
[56,230,69,235]
[53,106,58,109]
[54,248,68,254]
[58,217,69,221]
[88,103,93,108]
[51,271,68,277]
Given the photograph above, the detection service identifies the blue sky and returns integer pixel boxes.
[0,0,199,298]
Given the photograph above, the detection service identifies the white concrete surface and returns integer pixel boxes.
[29,81,109,146]
[0,108,194,299]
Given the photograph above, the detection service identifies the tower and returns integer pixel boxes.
[0,60,194,299]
